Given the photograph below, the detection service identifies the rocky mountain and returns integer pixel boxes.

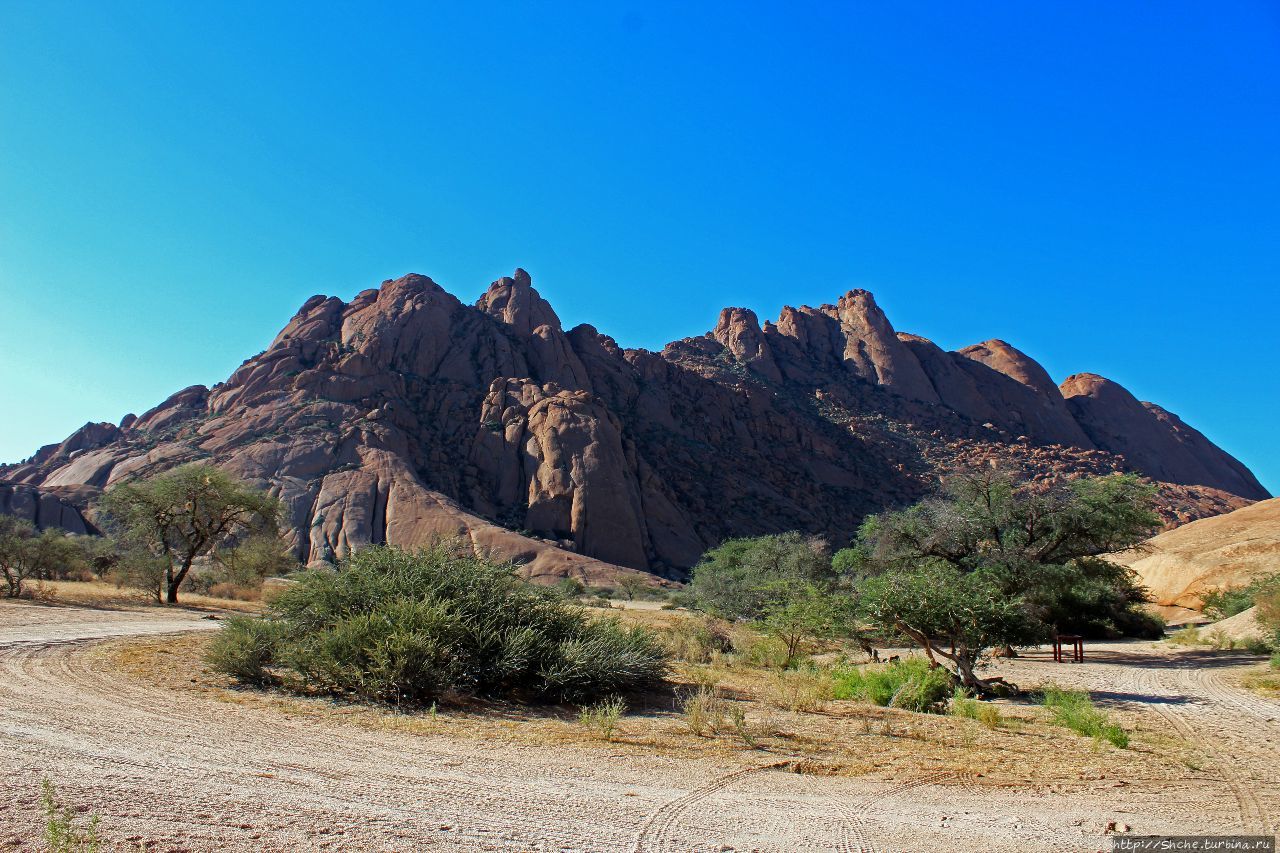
[1,270,1268,582]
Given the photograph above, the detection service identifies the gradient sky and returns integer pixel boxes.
[1,2,1277,493]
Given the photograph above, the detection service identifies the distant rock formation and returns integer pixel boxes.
[1061,373,1265,502]
[1,269,1267,582]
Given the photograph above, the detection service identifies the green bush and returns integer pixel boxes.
[577,696,626,740]
[554,577,586,599]
[1041,686,1128,748]
[208,545,669,705]
[1242,636,1274,655]
[832,657,952,713]
[1202,586,1256,620]
[206,616,285,684]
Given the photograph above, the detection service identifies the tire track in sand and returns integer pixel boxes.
[1134,665,1270,836]
[629,762,960,853]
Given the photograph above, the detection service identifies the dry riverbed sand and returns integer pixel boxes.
[1,599,1277,851]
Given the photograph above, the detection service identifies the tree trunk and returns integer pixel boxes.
[166,556,195,604]
[953,655,986,693]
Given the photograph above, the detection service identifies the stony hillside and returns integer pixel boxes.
[1114,497,1280,609]
[1,270,1268,581]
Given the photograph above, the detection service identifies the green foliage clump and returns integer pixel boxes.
[686,532,857,668]
[759,582,844,668]
[848,469,1160,691]
[207,544,669,705]
[554,577,586,599]
[685,532,836,620]
[1245,574,1280,649]
[213,533,299,587]
[1041,686,1128,748]
[1202,586,1259,620]
[0,517,96,598]
[41,778,102,853]
[832,657,952,713]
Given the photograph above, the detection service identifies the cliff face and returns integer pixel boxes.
[2,271,1267,581]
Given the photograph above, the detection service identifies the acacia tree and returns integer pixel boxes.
[686,532,836,620]
[0,516,92,598]
[616,573,651,602]
[845,469,1160,692]
[686,533,863,665]
[760,582,846,668]
[99,464,280,603]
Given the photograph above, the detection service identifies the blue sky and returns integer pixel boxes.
[1,2,1276,493]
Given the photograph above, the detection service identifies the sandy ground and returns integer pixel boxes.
[1,600,1277,852]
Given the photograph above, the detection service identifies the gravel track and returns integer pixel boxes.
[2,603,1277,851]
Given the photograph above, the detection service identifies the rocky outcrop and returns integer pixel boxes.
[761,292,939,404]
[1,269,1267,582]
[0,483,91,534]
[1061,374,1268,501]
[955,340,1095,447]
[712,308,781,383]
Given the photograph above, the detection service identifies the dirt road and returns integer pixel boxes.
[1,601,1277,851]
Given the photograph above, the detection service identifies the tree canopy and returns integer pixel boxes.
[844,469,1161,691]
[0,516,93,598]
[99,464,280,603]
[684,531,836,621]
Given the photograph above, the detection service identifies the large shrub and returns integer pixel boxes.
[208,544,668,704]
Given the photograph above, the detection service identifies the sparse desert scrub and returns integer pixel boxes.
[678,684,728,736]
[660,614,734,663]
[760,667,833,712]
[1167,625,1204,646]
[577,696,626,740]
[27,579,263,611]
[1040,686,1128,748]
[41,778,102,853]
[949,690,1004,729]
[1243,670,1280,696]
[1167,625,1273,653]
[106,627,1197,793]
[207,544,669,705]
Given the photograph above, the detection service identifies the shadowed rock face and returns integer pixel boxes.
[1060,373,1267,503]
[1,271,1268,581]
